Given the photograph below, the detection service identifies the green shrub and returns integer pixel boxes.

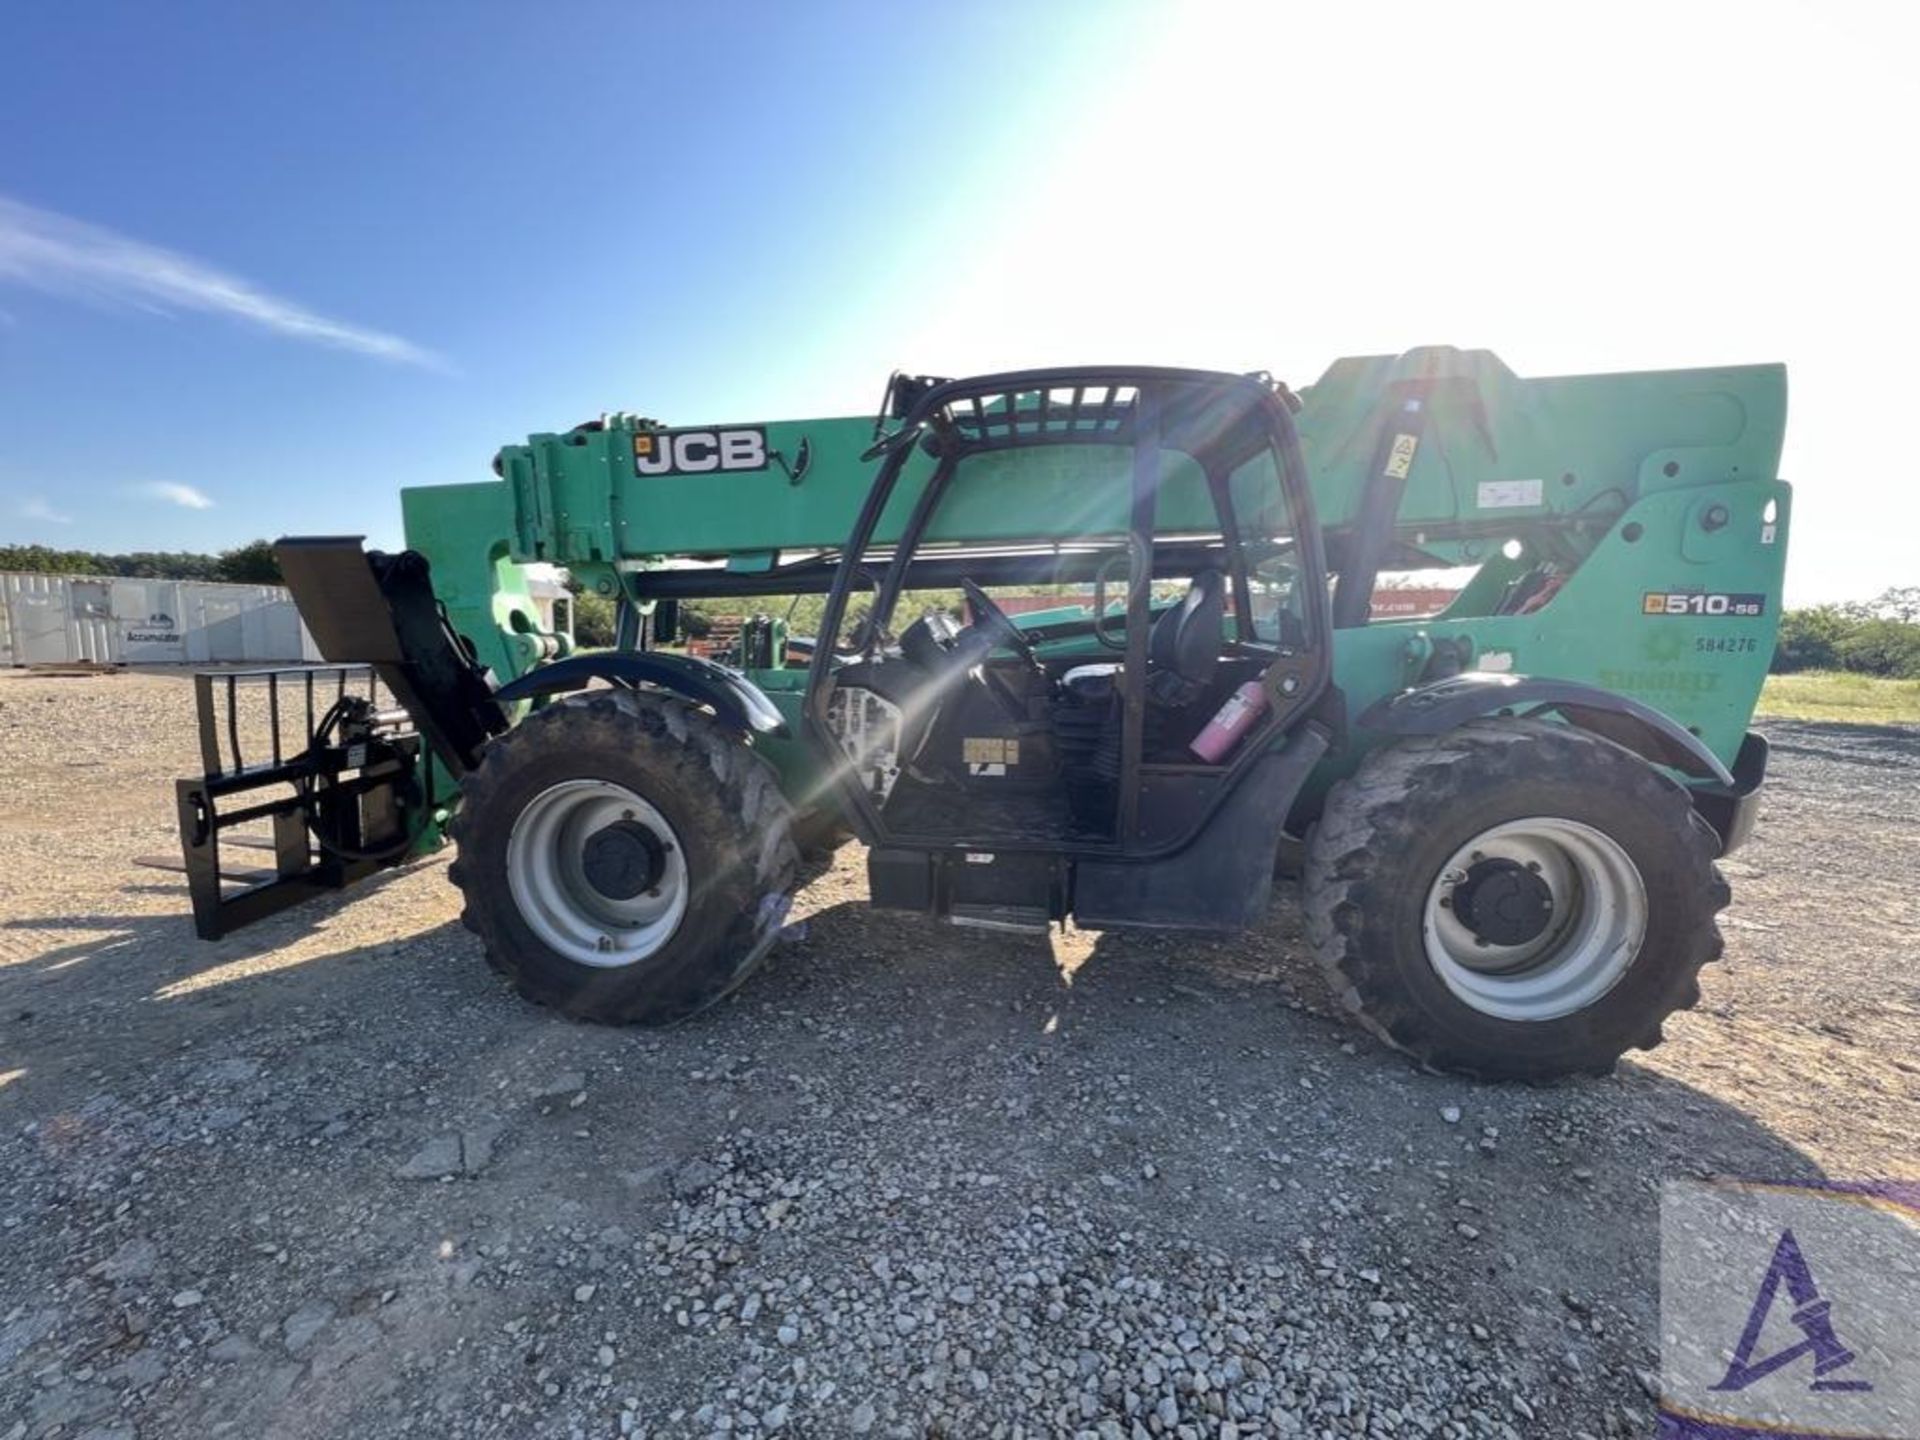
[1774,593,1920,678]
[1774,605,1853,672]
[1836,618,1920,679]
[572,591,617,647]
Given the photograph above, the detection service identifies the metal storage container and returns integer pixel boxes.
[111,578,188,663]
[0,573,116,664]
[1,572,321,666]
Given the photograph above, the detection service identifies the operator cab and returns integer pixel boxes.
[807,369,1331,928]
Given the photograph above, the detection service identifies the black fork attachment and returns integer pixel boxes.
[175,666,425,938]
[174,539,508,940]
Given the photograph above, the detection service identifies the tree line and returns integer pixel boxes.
[587,584,1920,681]
[1773,587,1920,678]
[0,539,282,585]
[18,539,1906,678]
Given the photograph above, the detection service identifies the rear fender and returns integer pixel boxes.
[1356,672,1735,785]
[492,653,789,737]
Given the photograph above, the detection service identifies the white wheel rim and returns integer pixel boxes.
[505,780,689,968]
[1421,817,1648,1022]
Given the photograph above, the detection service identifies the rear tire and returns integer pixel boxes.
[1302,718,1727,1079]
[449,690,799,1025]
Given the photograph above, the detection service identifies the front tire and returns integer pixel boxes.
[449,690,799,1025]
[1302,718,1728,1079]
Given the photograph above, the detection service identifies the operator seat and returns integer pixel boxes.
[1062,568,1225,705]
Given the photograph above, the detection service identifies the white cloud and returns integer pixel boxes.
[19,496,73,524]
[0,193,444,369]
[131,480,214,510]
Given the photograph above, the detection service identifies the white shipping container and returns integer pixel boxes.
[1,572,321,667]
[112,578,189,663]
[0,573,116,665]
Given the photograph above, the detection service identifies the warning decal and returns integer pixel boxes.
[1477,479,1544,509]
[962,738,1020,766]
[1383,433,1419,480]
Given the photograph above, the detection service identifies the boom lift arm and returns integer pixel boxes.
[401,345,1785,766]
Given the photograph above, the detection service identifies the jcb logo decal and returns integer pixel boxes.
[634,427,769,477]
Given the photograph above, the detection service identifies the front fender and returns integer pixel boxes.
[1357,672,1735,785]
[492,652,789,738]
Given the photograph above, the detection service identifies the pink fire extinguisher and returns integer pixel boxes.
[1189,681,1269,763]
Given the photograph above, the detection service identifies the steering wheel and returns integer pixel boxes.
[960,579,1040,668]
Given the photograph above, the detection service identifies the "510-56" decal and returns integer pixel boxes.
[1641,591,1767,618]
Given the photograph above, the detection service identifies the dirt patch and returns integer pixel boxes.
[1,672,1914,1439]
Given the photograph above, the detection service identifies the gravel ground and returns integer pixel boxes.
[1,671,1915,1440]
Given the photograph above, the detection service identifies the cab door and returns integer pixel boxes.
[1070,375,1332,927]
[808,368,1331,930]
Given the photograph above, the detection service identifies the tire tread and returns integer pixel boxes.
[448,689,799,1025]
[1302,718,1727,1079]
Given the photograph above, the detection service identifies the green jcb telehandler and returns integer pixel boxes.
[174,346,1785,1079]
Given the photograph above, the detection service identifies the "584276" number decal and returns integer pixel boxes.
[1642,591,1766,618]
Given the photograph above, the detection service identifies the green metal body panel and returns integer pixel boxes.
[486,422,1223,564]
[1294,349,1787,534]
[400,347,1789,823]
[399,483,553,682]
[1331,479,1789,763]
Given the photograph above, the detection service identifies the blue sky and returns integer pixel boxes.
[0,3,1141,548]
[2,1,1915,603]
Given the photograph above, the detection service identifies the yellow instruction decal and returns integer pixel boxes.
[962,738,1020,766]
[1384,433,1419,480]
